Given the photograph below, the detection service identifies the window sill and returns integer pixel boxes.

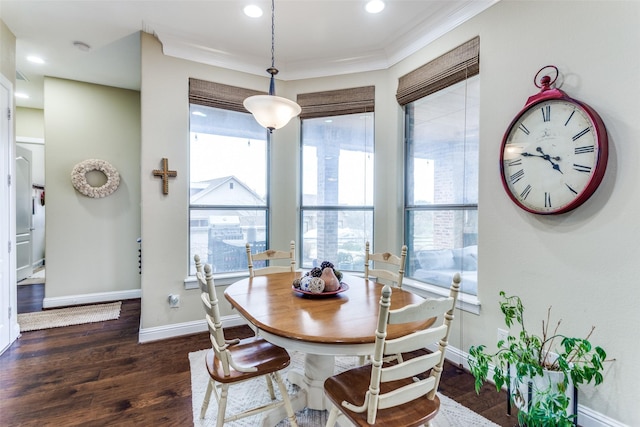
[184,271,248,290]
[402,278,481,315]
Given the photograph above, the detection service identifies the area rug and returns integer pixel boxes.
[189,349,499,427]
[18,301,122,332]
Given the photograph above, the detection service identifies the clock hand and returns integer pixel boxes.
[520,147,564,174]
[536,147,561,161]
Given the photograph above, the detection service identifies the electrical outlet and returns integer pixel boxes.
[168,294,180,308]
[497,328,509,346]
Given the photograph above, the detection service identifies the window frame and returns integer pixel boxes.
[398,38,481,312]
[187,80,271,278]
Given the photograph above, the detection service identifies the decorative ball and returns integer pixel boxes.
[320,261,334,270]
[309,267,322,278]
[292,278,302,289]
[308,277,325,293]
[299,276,313,291]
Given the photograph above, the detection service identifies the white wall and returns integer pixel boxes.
[398,1,637,424]
[44,77,141,304]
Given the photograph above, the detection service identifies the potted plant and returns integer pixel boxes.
[468,292,609,427]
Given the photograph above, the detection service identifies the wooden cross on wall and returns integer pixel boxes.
[153,158,177,195]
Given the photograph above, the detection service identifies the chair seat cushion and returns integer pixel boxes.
[324,364,440,427]
[205,336,291,383]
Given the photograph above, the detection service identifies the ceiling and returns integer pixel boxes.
[1,0,498,110]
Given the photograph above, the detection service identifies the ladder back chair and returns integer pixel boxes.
[196,261,298,427]
[364,241,407,288]
[194,253,205,291]
[324,273,461,427]
[246,240,296,278]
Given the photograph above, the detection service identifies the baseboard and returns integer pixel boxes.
[42,289,141,308]
[138,313,247,343]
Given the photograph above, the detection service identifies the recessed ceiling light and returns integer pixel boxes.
[244,5,263,18]
[26,56,45,64]
[15,92,29,99]
[365,0,385,14]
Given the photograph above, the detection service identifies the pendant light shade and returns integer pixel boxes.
[243,0,301,133]
[243,94,301,131]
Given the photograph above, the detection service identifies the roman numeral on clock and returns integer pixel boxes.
[541,105,551,122]
[564,110,576,126]
[545,192,552,208]
[575,145,595,155]
[566,183,578,195]
[518,123,530,135]
[510,169,524,185]
[572,128,591,141]
[520,184,532,200]
[573,164,592,173]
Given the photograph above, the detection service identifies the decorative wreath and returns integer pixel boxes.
[71,159,120,198]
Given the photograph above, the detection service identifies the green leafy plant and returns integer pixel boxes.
[468,292,608,427]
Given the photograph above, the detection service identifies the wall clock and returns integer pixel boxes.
[500,66,608,215]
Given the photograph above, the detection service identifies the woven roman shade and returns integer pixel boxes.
[189,78,265,113]
[297,86,375,119]
[396,36,479,106]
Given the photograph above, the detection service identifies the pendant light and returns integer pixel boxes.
[243,0,301,133]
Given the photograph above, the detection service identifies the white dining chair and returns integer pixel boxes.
[324,273,460,427]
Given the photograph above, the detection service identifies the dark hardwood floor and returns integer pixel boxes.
[16,283,45,313]
[1,285,516,426]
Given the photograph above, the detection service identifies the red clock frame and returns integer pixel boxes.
[499,67,609,214]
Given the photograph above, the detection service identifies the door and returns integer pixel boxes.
[0,74,15,354]
[15,145,33,281]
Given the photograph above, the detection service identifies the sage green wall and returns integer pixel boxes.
[141,2,638,423]
[15,107,44,139]
[0,20,15,87]
[44,77,141,300]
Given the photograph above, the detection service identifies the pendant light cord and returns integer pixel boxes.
[271,0,275,70]
[267,0,277,96]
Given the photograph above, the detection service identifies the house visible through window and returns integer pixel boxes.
[188,103,268,275]
[401,37,480,296]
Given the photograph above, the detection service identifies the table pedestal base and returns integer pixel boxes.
[259,353,336,426]
[289,353,335,410]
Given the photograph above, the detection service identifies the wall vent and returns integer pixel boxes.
[16,70,29,82]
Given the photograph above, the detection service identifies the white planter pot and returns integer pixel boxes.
[509,364,577,420]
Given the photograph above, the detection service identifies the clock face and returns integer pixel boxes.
[500,98,607,214]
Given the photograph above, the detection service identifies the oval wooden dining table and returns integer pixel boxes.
[224,271,433,422]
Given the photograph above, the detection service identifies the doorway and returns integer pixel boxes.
[15,140,46,314]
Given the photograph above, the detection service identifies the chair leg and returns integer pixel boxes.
[200,378,214,419]
[326,404,339,427]
[216,383,230,427]
[266,375,276,399]
[272,372,298,427]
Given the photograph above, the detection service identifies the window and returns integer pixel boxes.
[300,113,374,271]
[189,79,269,275]
[401,38,479,296]
[298,87,375,271]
